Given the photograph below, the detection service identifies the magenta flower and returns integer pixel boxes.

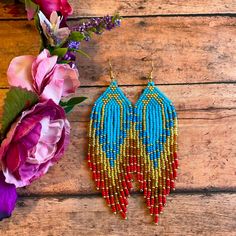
[7,49,80,104]
[0,99,70,188]
[0,172,17,221]
[34,0,73,19]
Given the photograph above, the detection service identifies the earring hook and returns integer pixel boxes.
[148,60,154,82]
[109,60,115,81]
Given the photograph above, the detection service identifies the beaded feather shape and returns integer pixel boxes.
[88,80,133,219]
[134,81,178,224]
[88,80,178,224]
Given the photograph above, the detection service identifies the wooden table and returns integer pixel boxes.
[0,1,235,235]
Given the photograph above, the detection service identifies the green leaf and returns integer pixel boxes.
[76,49,90,59]
[60,97,87,113]
[1,87,38,139]
[51,48,68,57]
[69,32,85,42]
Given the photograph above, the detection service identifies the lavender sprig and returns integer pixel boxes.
[70,14,122,41]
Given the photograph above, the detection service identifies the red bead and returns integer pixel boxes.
[158,204,163,214]
[116,203,122,211]
[154,215,159,224]
[171,180,175,189]
[150,206,154,215]
[174,159,179,168]
[110,196,115,204]
[111,205,116,213]
[151,197,155,206]
[167,179,170,187]
[174,152,178,159]
[124,188,129,196]
[154,206,158,215]
[162,195,167,205]
[163,189,167,196]
[92,172,97,180]
[120,211,127,219]
[173,169,177,179]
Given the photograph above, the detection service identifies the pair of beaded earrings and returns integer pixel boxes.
[87,62,178,224]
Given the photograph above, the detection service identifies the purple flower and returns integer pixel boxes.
[0,99,70,188]
[70,15,122,41]
[0,172,17,221]
[68,41,80,50]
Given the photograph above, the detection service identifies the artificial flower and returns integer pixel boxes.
[38,11,70,47]
[0,99,70,188]
[34,0,73,19]
[71,15,122,41]
[0,172,17,221]
[7,49,80,104]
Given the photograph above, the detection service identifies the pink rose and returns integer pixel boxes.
[0,99,70,188]
[34,0,73,19]
[7,49,80,104]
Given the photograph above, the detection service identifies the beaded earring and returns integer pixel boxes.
[87,61,133,219]
[87,62,178,224]
[134,62,178,224]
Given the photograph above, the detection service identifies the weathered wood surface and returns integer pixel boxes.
[17,108,236,195]
[1,17,236,87]
[1,194,235,236]
[0,83,235,195]
[70,0,236,17]
[0,0,236,234]
[1,0,236,18]
[1,84,236,119]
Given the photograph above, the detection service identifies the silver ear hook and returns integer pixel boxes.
[109,60,115,81]
[148,60,154,82]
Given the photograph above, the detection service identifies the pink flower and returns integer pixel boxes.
[0,99,70,188]
[7,49,80,104]
[34,0,73,19]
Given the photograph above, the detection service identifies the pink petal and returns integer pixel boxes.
[41,75,64,104]
[34,56,58,93]
[56,27,71,41]
[50,11,59,25]
[52,64,80,97]
[7,55,35,91]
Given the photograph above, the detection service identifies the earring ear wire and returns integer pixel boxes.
[108,60,115,81]
[148,60,154,82]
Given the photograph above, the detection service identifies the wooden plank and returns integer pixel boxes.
[16,108,236,195]
[70,0,236,17]
[1,0,236,19]
[0,84,235,195]
[67,84,236,122]
[1,84,236,119]
[1,17,236,87]
[1,194,236,235]
[0,1,25,19]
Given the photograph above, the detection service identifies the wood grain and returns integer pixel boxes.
[1,84,236,119]
[1,194,235,236]
[17,108,236,195]
[1,17,236,87]
[68,84,236,122]
[70,0,236,17]
[1,0,236,19]
[0,83,235,195]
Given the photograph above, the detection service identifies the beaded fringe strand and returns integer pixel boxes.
[88,81,178,224]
